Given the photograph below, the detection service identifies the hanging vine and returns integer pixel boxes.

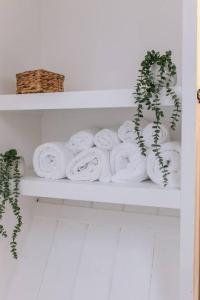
[133,50,181,186]
[0,149,22,259]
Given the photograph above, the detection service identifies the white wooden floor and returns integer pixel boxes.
[6,203,180,300]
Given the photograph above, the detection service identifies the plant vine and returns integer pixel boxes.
[133,50,181,186]
[0,149,22,258]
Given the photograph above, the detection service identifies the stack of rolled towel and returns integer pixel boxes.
[33,120,181,188]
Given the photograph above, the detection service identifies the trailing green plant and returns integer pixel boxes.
[133,50,181,186]
[0,149,22,259]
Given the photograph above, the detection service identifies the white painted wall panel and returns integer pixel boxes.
[6,203,180,300]
[41,0,182,91]
[38,221,88,300]
[0,1,41,296]
[0,0,41,94]
[150,234,180,300]
[110,228,154,300]
[41,108,181,144]
[6,218,57,300]
[71,225,119,300]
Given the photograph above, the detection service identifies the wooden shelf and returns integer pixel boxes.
[0,88,181,111]
[20,175,181,209]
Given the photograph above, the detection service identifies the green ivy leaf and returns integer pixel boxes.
[132,50,181,187]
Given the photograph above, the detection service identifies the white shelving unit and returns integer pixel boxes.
[0,0,198,299]
[21,174,180,209]
[0,88,180,111]
[1,89,181,210]
[3,88,180,210]
[1,88,183,300]
[3,84,193,300]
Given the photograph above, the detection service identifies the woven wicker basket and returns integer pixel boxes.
[16,69,65,94]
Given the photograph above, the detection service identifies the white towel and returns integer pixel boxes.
[147,141,181,188]
[118,119,148,144]
[33,142,73,179]
[94,127,120,151]
[111,143,148,183]
[67,129,98,155]
[143,122,170,148]
[66,147,111,183]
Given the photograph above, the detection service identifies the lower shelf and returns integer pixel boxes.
[6,203,180,300]
[20,175,181,209]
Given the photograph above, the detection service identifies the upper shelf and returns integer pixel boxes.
[0,88,181,111]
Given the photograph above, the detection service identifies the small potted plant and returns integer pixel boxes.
[133,50,181,186]
[0,149,24,258]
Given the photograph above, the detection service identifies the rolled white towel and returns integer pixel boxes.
[94,127,120,151]
[118,119,148,143]
[33,142,73,179]
[147,141,181,188]
[66,147,111,183]
[111,143,148,183]
[67,129,98,155]
[143,122,170,148]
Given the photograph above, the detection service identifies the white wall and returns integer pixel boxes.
[0,0,42,161]
[0,0,41,94]
[0,1,41,298]
[41,0,182,91]
[0,112,41,166]
[0,0,182,92]
[39,0,182,215]
[42,108,181,143]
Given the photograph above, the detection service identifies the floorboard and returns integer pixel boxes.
[5,203,179,300]
[110,228,155,300]
[6,218,57,300]
[38,221,88,300]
